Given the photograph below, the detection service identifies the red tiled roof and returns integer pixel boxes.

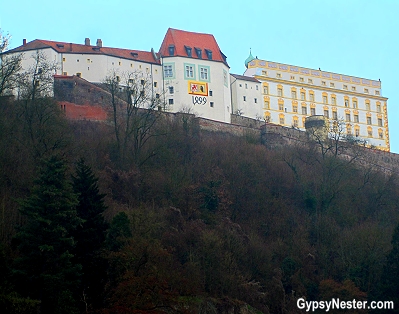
[6,39,160,64]
[159,28,228,66]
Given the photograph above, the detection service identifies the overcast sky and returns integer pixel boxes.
[2,0,399,152]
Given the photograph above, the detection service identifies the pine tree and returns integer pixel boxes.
[14,155,82,314]
[72,158,108,311]
[378,223,399,313]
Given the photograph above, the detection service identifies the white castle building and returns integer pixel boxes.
[2,28,390,150]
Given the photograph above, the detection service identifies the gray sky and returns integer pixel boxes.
[2,0,399,152]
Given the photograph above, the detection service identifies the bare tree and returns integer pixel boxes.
[17,50,58,101]
[0,30,23,96]
[103,70,165,167]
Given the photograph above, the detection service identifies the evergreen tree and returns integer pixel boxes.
[14,156,82,314]
[378,223,399,313]
[106,211,131,252]
[72,158,108,311]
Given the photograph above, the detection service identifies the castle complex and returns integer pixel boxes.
[3,28,390,151]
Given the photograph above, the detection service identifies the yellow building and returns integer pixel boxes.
[243,54,389,151]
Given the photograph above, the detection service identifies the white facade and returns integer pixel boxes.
[162,56,231,123]
[230,74,262,120]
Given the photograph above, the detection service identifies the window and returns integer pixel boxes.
[377,104,381,112]
[323,96,328,104]
[209,90,213,96]
[119,61,122,66]
[378,118,383,127]
[293,105,298,112]
[302,106,307,115]
[279,103,284,111]
[168,45,175,56]
[343,85,348,90]
[154,82,158,87]
[311,108,316,115]
[276,73,282,78]
[368,129,373,137]
[330,82,335,87]
[223,70,228,86]
[367,116,372,125]
[364,88,369,93]
[195,47,202,58]
[243,96,246,101]
[210,102,214,107]
[185,65,194,78]
[76,72,81,77]
[324,110,329,118]
[62,57,66,62]
[322,81,326,86]
[345,99,349,107]
[333,111,338,120]
[299,77,304,82]
[293,118,298,127]
[264,101,270,109]
[309,93,314,102]
[169,86,174,94]
[375,90,380,95]
[277,88,283,97]
[353,100,357,108]
[200,67,208,80]
[256,85,259,90]
[354,115,359,123]
[331,96,336,105]
[245,83,248,89]
[346,113,351,122]
[263,86,269,94]
[184,45,192,57]
[164,65,173,78]
[254,98,257,103]
[291,91,297,99]
[290,76,295,80]
[301,92,305,101]
[168,98,174,105]
[379,130,384,139]
[262,70,267,75]
[156,93,160,99]
[366,102,371,111]
[280,116,285,124]
[308,78,313,84]
[205,49,212,60]
[140,79,144,85]
[347,125,352,135]
[352,86,356,91]
[355,128,360,137]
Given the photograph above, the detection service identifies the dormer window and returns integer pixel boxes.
[184,45,192,57]
[195,47,202,59]
[168,45,175,56]
[56,44,64,48]
[221,51,227,63]
[205,49,212,60]
[130,52,138,58]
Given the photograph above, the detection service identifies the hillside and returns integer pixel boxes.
[0,96,398,313]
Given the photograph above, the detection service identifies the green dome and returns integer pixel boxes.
[245,49,255,68]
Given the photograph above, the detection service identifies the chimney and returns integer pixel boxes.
[23,39,27,46]
[69,43,73,51]
[85,38,90,46]
[96,39,102,47]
